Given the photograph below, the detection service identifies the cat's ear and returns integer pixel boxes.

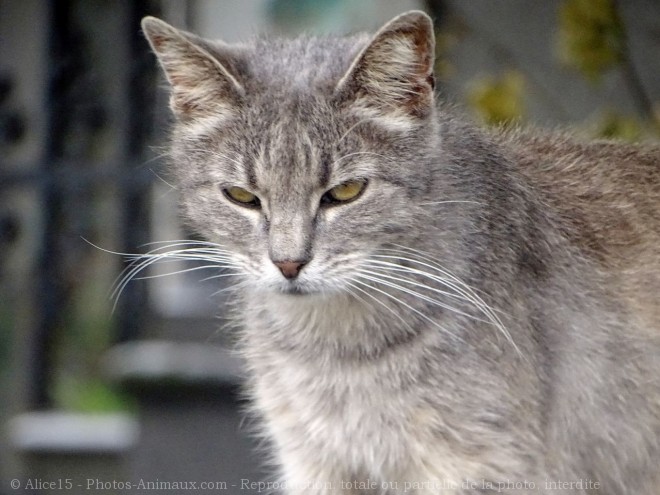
[141,16,243,120]
[336,11,435,124]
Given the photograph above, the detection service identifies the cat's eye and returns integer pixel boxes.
[223,186,261,208]
[321,179,367,206]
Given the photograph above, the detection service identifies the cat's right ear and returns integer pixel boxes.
[141,17,243,120]
[335,11,435,127]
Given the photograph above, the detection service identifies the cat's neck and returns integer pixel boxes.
[245,289,373,336]
[240,288,423,360]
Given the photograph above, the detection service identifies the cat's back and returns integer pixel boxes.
[504,130,660,330]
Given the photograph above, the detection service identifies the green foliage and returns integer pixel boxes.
[51,260,129,412]
[54,374,134,413]
[467,71,526,126]
[557,0,624,82]
[594,111,645,141]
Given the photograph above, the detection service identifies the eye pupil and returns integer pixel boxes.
[224,186,260,208]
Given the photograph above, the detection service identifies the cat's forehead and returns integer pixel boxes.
[242,34,369,90]
[239,79,349,157]
[241,100,344,189]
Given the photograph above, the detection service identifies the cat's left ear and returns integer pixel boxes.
[335,11,435,123]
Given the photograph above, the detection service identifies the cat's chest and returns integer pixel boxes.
[252,350,416,467]
[249,347,489,489]
[244,293,434,451]
[242,295,522,487]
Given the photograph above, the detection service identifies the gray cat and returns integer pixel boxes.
[140,11,660,494]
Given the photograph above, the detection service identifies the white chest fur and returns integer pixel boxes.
[241,292,498,493]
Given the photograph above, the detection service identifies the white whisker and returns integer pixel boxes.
[327,150,397,172]
[149,168,177,190]
[361,262,469,302]
[351,277,459,341]
[370,247,522,357]
[345,279,417,336]
[210,278,251,298]
[201,270,246,282]
[418,200,484,206]
[337,118,376,144]
[131,264,229,282]
[355,267,492,325]
[367,257,493,317]
[371,253,505,321]
[85,237,242,312]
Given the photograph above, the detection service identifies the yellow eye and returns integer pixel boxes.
[323,179,367,205]
[223,186,260,207]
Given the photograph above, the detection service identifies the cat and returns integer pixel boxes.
[139,10,660,495]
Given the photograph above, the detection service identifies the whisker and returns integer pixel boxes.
[149,168,177,190]
[201,270,246,282]
[132,265,230,282]
[138,239,230,252]
[366,257,492,317]
[342,282,373,309]
[355,267,492,325]
[387,244,490,295]
[86,238,239,310]
[351,277,459,341]
[329,151,392,165]
[116,249,235,284]
[370,247,521,357]
[210,278,251,298]
[361,262,470,302]
[86,238,233,259]
[139,150,170,167]
[370,254,504,322]
[337,118,377,144]
[344,279,417,336]
[418,200,485,206]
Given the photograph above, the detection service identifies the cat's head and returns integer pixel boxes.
[143,11,440,296]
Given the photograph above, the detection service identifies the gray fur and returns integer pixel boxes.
[141,12,660,494]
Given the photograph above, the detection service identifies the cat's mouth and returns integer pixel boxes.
[278,283,313,296]
[274,276,325,296]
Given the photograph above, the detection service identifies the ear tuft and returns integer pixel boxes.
[141,16,174,50]
[336,11,436,123]
[141,16,243,120]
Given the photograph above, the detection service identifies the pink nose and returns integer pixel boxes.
[273,260,306,279]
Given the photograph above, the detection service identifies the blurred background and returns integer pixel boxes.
[1,0,658,493]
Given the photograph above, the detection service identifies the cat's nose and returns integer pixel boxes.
[273,260,307,279]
